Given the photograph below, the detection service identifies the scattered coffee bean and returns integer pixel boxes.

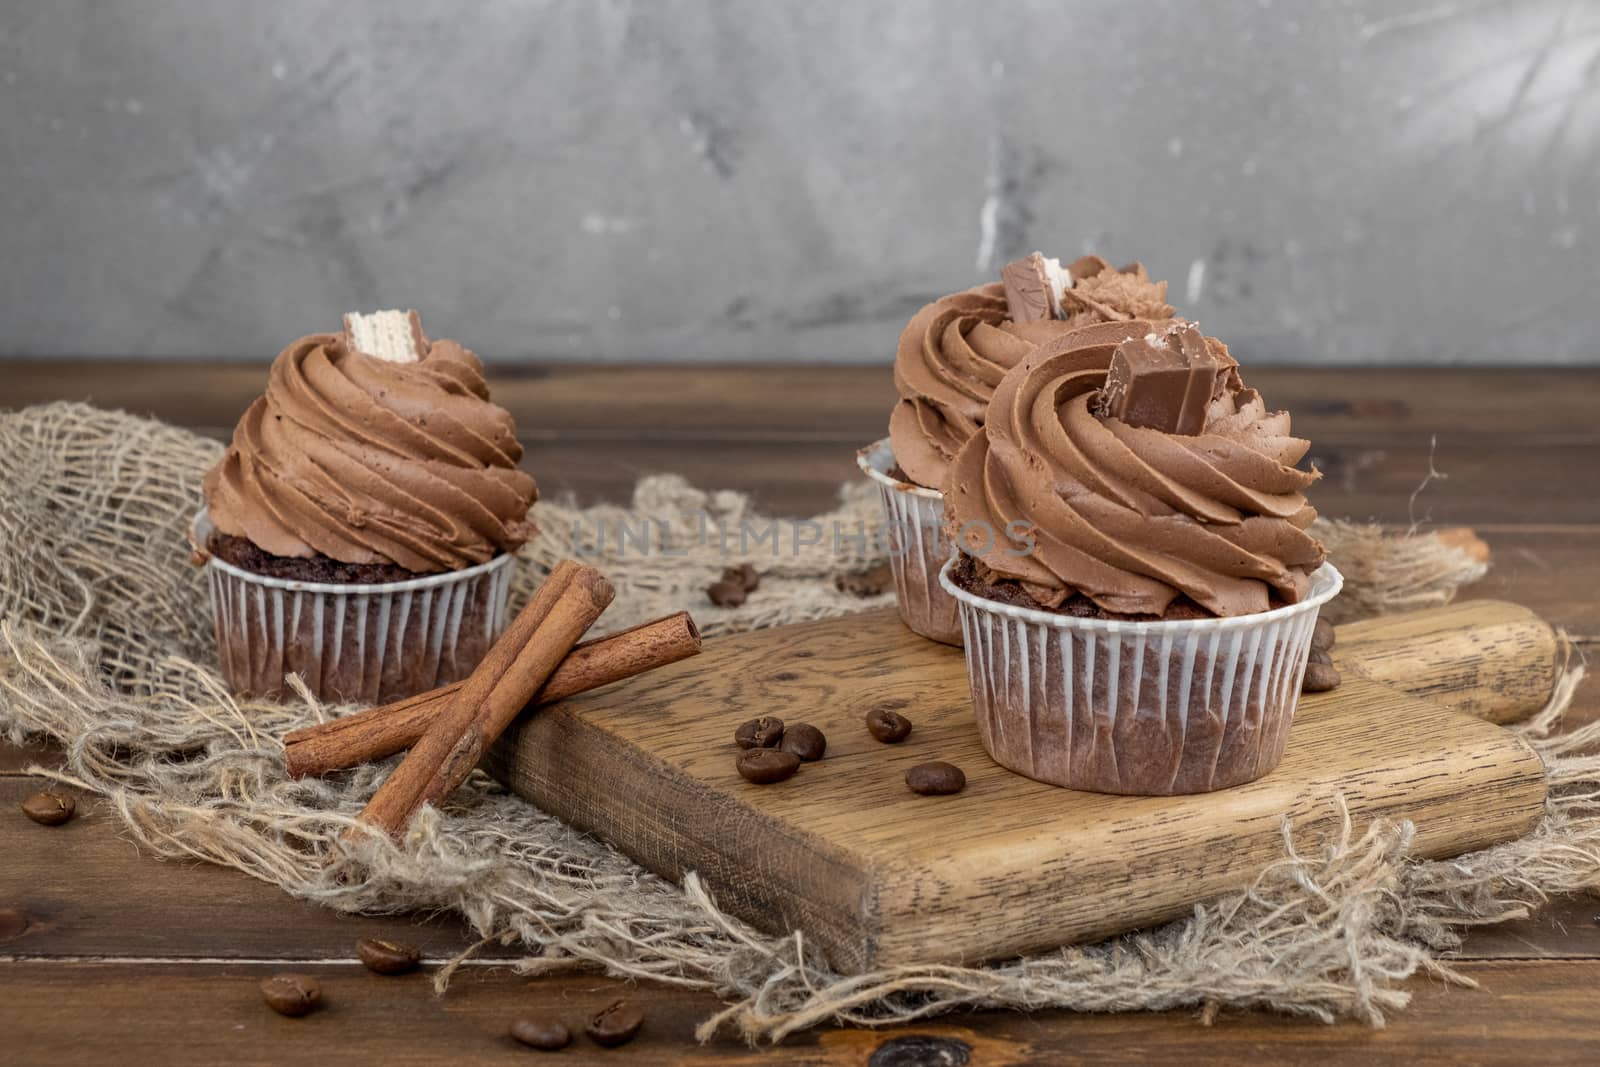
[1303,661,1342,693]
[780,723,827,762]
[865,707,913,743]
[259,973,322,1017]
[707,579,747,608]
[0,908,29,941]
[510,1016,572,1051]
[906,761,966,796]
[737,747,801,785]
[723,562,760,593]
[1312,617,1336,651]
[356,937,420,975]
[1307,645,1333,666]
[20,791,75,827]
[734,716,785,750]
[586,999,645,1048]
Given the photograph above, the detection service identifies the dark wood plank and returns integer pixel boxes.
[1249,367,1600,442]
[0,776,494,961]
[10,361,1597,522]
[0,959,1597,1065]
[1462,896,1600,960]
[1,361,895,442]
[1469,528,1600,640]
[7,362,1599,443]
[523,437,1600,523]
[10,425,1579,526]
[1303,439,1600,526]
[0,739,57,776]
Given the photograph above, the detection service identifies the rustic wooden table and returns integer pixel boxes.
[3,363,1598,1065]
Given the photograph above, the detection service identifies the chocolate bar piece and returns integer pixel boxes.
[1001,252,1070,323]
[1099,323,1220,435]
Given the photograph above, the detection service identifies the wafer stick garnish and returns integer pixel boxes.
[343,309,427,362]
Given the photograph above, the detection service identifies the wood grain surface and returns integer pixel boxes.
[3,361,1598,1063]
[6,958,1598,1067]
[485,603,1550,973]
[1337,599,1560,723]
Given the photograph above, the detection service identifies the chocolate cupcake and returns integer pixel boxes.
[940,319,1341,794]
[192,310,538,704]
[859,254,1175,645]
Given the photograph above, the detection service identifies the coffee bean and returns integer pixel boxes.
[0,908,29,941]
[20,791,75,826]
[1312,617,1336,651]
[356,938,420,975]
[737,748,800,785]
[259,973,321,1017]
[906,761,966,796]
[734,716,784,750]
[724,562,760,593]
[780,723,827,762]
[707,579,747,608]
[586,999,645,1048]
[1303,661,1342,692]
[510,1016,571,1051]
[865,707,913,743]
[1307,645,1333,666]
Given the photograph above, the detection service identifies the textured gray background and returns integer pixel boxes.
[2,0,1597,364]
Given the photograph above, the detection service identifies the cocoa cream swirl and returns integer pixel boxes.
[203,332,538,573]
[945,321,1324,617]
[890,283,1075,487]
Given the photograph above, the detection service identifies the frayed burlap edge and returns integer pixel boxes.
[1,401,1586,1045]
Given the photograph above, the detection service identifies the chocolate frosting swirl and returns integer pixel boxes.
[203,332,538,574]
[945,321,1324,617]
[889,259,1175,489]
[890,284,1078,488]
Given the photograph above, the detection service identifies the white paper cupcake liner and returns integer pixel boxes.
[192,509,516,704]
[857,438,962,646]
[940,559,1344,795]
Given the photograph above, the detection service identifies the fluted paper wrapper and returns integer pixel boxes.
[941,560,1344,795]
[192,509,515,704]
[857,438,961,646]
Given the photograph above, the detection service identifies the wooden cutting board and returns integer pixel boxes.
[485,600,1555,975]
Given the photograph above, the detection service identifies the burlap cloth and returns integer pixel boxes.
[2,402,1595,1042]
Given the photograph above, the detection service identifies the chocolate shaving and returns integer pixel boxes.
[1059,260,1175,325]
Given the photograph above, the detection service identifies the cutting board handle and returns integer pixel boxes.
[1336,599,1557,724]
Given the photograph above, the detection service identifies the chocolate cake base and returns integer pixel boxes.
[207,532,423,585]
[948,555,1287,621]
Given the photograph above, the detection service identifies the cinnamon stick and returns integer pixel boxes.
[356,560,614,837]
[284,612,700,778]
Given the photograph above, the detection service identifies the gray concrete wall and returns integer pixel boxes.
[1,0,1596,364]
